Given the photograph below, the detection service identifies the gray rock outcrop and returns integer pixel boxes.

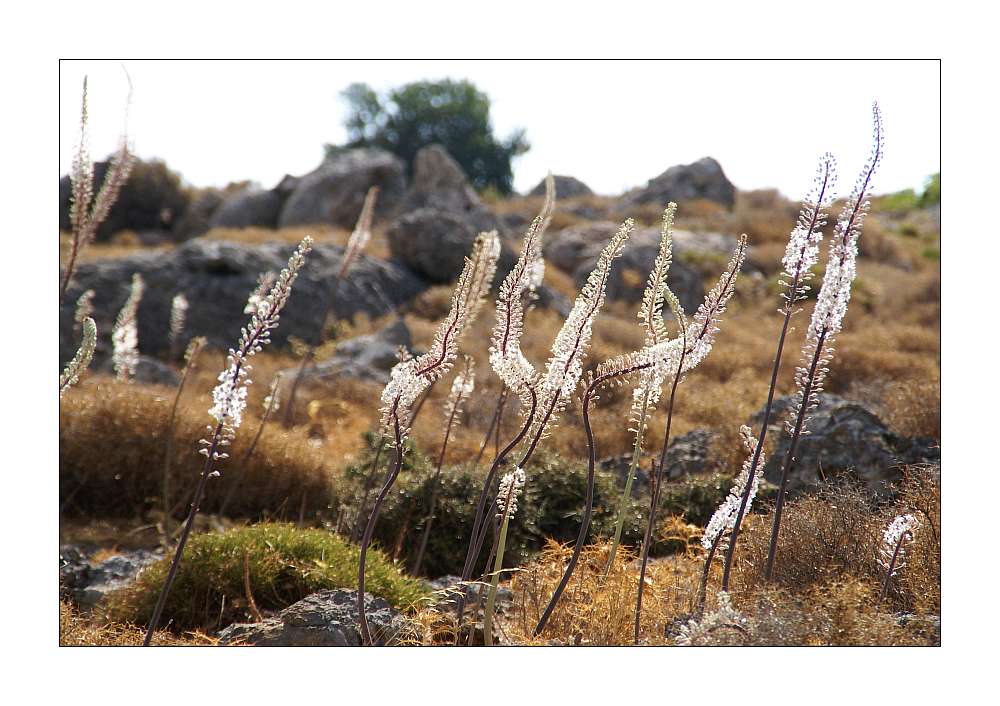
[59,240,427,366]
[619,157,736,210]
[278,148,406,228]
[528,174,593,199]
[751,394,940,495]
[217,589,410,647]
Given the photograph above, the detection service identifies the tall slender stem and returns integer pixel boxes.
[877,530,912,607]
[143,421,223,645]
[411,398,461,575]
[351,435,386,542]
[357,410,404,646]
[634,343,686,642]
[473,389,506,466]
[219,384,279,517]
[161,347,200,537]
[603,390,651,579]
[532,377,606,636]
[761,330,826,581]
[697,534,723,615]
[483,502,513,646]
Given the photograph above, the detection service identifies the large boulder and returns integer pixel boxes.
[529,174,593,199]
[209,187,285,229]
[598,430,719,496]
[59,240,428,366]
[619,157,736,210]
[278,148,406,228]
[289,318,412,385]
[217,589,410,647]
[387,145,506,282]
[751,394,940,495]
[172,188,224,240]
[59,157,191,241]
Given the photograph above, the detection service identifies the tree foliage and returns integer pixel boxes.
[338,79,529,194]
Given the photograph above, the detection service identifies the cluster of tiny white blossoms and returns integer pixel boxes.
[380,233,500,445]
[779,154,837,307]
[675,591,749,646]
[530,219,633,441]
[593,234,746,401]
[789,104,883,434]
[496,467,526,519]
[443,358,476,421]
[202,237,313,462]
[879,513,919,576]
[112,273,144,382]
[244,271,276,314]
[703,425,763,551]
[60,317,97,397]
[169,293,188,349]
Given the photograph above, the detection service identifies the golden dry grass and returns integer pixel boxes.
[60,601,216,646]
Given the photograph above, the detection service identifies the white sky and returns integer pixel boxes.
[59,60,939,198]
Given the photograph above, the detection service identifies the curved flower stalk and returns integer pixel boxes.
[73,289,95,334]
[143,236,313,646]
[750,103,884,586]
[635,287,687,642]
[462,220,633,600]
[533,236,747,637]
[112,273,144,382]
[161,336,207,537]
[710,149,839,591]
[877,513,919,605]
[168,293,188,361]
[357,233,500,645]
[60,317,97,397]
[605,203,676,577]
[698,425,762,610]
[412,356,476,576]
[61,76,134,303]
[483,466,525,646]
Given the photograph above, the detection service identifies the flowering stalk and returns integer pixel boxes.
[143,236,313,646]
[635,289,688,642]
[605,204,676,578]
[700,425,763,602]
[219,372,284,517]
[357,233,500,645]
[168,293,188,362]
[60,317,97,397]
[710,149,839,590]
[877,513,919,606]
[483,467,524,646]
[112,273,144,382]
[412,357,475,576]
[533,237,747,636]
[753,104,884,586]
[61,76,134,303]
[73,289,95,334]
[161,336,206,538]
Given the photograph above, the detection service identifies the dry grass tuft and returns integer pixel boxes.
[60,601,216,646]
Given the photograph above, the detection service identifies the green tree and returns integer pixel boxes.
[337,79,529,194]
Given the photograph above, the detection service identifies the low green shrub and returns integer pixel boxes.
[107,523,425,633]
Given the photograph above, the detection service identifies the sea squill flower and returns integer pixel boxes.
[60,317,97,397]
[112,273,144,382]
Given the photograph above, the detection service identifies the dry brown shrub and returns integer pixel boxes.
[732,480,883,593]
[60,601,215,646]
[893,465,941,614]
[879,376,941,439]
[502,540,702,645]
[59,376,354,520]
